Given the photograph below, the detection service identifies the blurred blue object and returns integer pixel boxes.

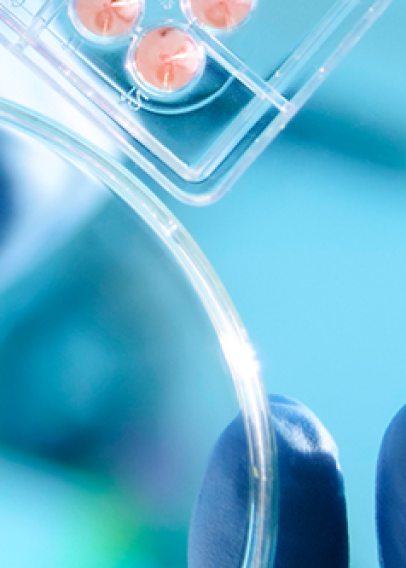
[0,132,239,567]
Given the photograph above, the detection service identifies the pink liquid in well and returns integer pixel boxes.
[76,0,141,38]
[187,0,252,29]
[134,27,202,92]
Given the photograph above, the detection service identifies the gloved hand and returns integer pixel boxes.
[377,405,406,568]
[189,394,349,568]
[190,395,406,568]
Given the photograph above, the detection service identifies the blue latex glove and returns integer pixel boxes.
[189,394,349,568]
[377,405,406,568]
[190,395,406,568]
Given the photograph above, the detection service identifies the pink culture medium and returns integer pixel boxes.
[75,0,142,38]
[186,0,252,30]
[132,27,203,92]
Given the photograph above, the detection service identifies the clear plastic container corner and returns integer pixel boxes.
[0,0,394,205]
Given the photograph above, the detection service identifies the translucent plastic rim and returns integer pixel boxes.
[0,97,278,568]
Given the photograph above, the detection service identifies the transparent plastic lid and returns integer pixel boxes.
[0,0,393,204]
[0,98,277,568]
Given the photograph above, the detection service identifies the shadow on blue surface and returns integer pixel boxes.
[288,103,406,171]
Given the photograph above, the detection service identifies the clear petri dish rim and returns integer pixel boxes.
[0,96,278,568]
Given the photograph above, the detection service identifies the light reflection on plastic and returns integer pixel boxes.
[220,331,260,380]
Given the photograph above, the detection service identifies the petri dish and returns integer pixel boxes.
[0,99,277,568]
